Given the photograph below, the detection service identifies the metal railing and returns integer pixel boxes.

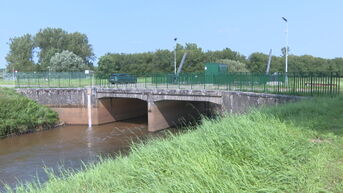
[15,72,341,96]
[15,72,93,88]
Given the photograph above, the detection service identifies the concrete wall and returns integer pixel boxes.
[221,91,302,114]
[16,88,90,107]
[16,88,93,125]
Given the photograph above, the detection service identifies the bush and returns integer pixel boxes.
[0,88,58,137]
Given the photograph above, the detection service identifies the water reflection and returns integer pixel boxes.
[0,118,169,191]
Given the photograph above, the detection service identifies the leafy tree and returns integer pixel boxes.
[49,50,86,72]
[35,28,94,70]
[5,34,35,72]
[96,53,119,77]
[247,52,268,72]
[207,48,246,63]
[152,49,173,72]
[216,59,248,72]
[179,43,205,72]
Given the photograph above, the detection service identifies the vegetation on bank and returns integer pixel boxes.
[9,96,343,192]
[0,88,58,137]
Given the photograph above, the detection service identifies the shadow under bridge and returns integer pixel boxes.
[96,96,222,132]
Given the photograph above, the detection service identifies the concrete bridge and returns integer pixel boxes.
[17,88,303,132]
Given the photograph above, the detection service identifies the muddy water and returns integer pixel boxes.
[0,118,172,191]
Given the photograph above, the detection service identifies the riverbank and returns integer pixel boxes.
[0,88,59,138]
[10,96,343,192]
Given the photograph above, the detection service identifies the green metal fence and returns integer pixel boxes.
[15,72,341,96]
[15,72,93,88]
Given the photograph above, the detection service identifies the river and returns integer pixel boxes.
[0,118,173,191]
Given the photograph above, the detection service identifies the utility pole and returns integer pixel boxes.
[282,17,289,84]
[174,37,177,75]
[266,49,272,74]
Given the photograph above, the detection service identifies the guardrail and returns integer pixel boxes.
[14,72,341,96]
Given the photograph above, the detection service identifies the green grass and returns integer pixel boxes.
[0,88,59,137]
[8,96,343,192]
[0,79,15,85]
[15,78,92,88]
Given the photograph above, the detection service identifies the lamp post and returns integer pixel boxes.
[282,17,288,84]
[174,37,177,75]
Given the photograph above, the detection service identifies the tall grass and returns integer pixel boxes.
[9,96,343,192]
[0,88,58,137]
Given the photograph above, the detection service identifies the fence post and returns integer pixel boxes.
[310,73,313,96]
[292,73,295,94]
[37,75,40,88]
[203,74,206,90]
[48,73,50,87]
[190,74,193,90]
[145,76,147,88]
[79,73,81,87]
[251,73,254,92]
[277,74,280,93]
[330,72,333,95]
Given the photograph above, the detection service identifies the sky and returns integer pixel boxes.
[1,0,343,69]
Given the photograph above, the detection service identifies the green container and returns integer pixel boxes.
[204,63,228,75]
[204,63,228,83]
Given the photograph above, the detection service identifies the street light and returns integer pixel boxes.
[282,17,288,84]
[174,37,177,75]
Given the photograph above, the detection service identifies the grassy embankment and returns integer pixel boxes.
[8,95,343,192]
[0,88,58,137]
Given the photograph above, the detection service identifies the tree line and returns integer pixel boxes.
[96,46,343,77]
[5,28,343,76]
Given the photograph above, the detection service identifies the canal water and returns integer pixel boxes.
[0,118,172,191]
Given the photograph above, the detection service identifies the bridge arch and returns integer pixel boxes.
[97,95,222,132]
[96,97,148,124]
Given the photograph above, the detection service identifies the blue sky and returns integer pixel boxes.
[1,0,343,68]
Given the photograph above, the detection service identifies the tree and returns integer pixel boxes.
[95,43,343,75]
[34,28,94,70]
[96,54,119,77]
[5,34,35,72]
[152,49,173,72]
[247,52,268,72]
[6,28,95,72]
[181,43,205,72]
[49,50,86,72]
[216,59,249,72]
